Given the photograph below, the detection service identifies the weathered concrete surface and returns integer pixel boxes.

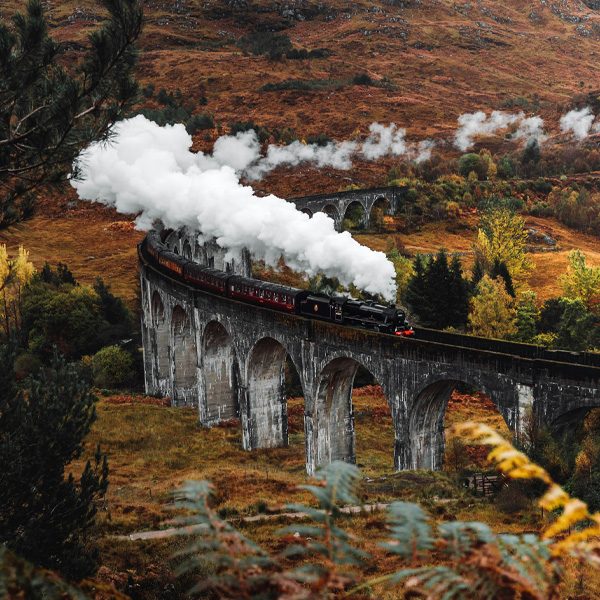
[140,244,600,476]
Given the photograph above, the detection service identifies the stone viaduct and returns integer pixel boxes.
[290,186,405,231]
[140,220,600,476]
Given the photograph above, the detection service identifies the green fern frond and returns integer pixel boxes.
[172,480,275,597]
[382,501,435,559]
[438,521,495,558]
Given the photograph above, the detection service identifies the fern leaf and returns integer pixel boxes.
[382,501,434,559]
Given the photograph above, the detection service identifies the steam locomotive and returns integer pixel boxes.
[141,231,414,337]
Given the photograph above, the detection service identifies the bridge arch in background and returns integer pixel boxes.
[201,321,240,424]
[408,377,511,470]
[313,356,393,470]
[342,201,367,231]
[151,291,170,389]
[321,204,340,225]
[369,196,389,230]
[245,337,302,450]
[300,208,313,218]
[171,305,198,406]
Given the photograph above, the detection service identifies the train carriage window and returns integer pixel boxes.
[273,293,279,302]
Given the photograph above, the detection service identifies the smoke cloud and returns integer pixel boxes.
[71,115,397,301]
[454,111,546,151]
[244,122,413,179]
[560,107,596,140]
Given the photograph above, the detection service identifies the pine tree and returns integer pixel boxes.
[426,249,452,328]
[406,252,470,329]
[513,290,540,343]
[0,0,142,226]
[0,349,108,580]
[405,254,429,323]
[470,256,485,292]
[448,254,470,328]
[490,258,516,297]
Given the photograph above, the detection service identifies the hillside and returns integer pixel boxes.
[1,0,599,198]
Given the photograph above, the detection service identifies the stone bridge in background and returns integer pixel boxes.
[140,224,600,476]
[290,186,406,230]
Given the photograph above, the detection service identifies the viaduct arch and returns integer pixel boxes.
[290,186,405,231]
[140,231,600,475]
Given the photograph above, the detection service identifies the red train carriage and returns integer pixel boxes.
[184,262,229,295]
[157,250,184,277]
[227,276,306,313]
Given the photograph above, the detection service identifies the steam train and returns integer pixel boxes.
[141,231,414,337]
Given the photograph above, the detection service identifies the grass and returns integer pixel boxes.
[74,386,515,535]
[0,200,144,306]
[75,386,598,597]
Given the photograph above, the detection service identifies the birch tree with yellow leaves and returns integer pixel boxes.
[473,208,532,290]
[561,250,600,312]
[0,244,35,337]
[468,274,517,339]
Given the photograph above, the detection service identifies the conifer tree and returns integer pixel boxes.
[0,349,108,580]
[513,290,539,343]
[470,256,485,292]
[405,254,429,321]
[490,258,516,297]
[0,0,142,226]
[448,254,470,328]
[426,249,452,327]
[406,251,470,329]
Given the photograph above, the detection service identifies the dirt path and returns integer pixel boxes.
[118,502,391,541]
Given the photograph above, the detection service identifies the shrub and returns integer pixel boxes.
[352,72,375,86]
[286,47,330,59]
[237,31,292,59]
[186,113,214,134]
[142,83,155,98]
[260,78,344,92]
[306,132,332,146]
[92,345,134,389]
[458,153,488,180]
[13,352,42,380]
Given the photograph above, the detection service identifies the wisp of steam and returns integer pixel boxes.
[71,115,398,301]
[454,111,546,151]
[203,122,432,180]
[560,107,597,140]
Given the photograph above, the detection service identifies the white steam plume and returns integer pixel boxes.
[245,122,410,179]
[560,107,596,140]
[361,122,407,160]
[454,111,547,150]
[414,139,435,164]
[454,111,521,151]
[71,115,397,301]
[513,115,547,144]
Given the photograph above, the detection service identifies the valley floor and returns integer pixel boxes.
[74,388,562,598]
